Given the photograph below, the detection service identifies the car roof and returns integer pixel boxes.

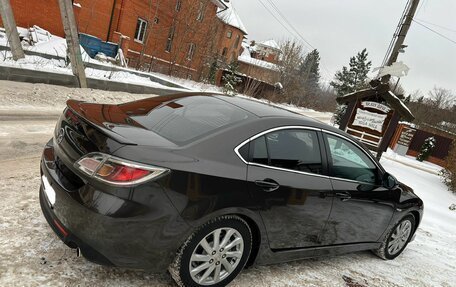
[214,95,304,118]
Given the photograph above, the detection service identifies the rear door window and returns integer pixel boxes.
[249,129,323,175]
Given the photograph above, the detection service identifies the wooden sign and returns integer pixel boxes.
[397,127,416,147]
[361,101,390,113]
[352,109,388,133]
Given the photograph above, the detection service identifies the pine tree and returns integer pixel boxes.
[299,49,320,94]
[206,57,219,84]
[222,61,242,96]
[330,49,372,125]
[330,48,372,96]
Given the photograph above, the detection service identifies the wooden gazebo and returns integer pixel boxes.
[336,81,415,159]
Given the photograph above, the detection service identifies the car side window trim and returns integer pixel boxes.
[321,129,384,185]
[234,126,329,179]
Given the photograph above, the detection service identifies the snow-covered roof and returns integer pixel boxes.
[211,0,227,9]
[238,48,279,71]
[217,2,248,34]
[258,39,281,51]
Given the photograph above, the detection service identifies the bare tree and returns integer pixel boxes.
[428,86,455,109]
[277,39,304,104]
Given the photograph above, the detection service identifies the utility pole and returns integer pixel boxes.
[57,0,87,88]
[0,0,25,60]
[381,0,420,83]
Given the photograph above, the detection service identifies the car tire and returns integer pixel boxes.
[169,215,252,287]
[373,215,415,260]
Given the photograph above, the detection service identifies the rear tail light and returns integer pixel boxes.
[74,153,168,185]
[65,108,80,125]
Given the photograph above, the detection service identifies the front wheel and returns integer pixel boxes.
[169,215,252,287]
[373,215,415,260]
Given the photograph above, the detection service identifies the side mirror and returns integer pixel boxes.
[382,172,397,189]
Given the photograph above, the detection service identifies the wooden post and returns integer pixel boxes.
[57,0,87,88]
[0,0,25,60]
[381,0,420,83]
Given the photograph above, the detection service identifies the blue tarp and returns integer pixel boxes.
[79,33,118,58]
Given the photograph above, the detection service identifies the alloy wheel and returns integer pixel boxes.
[388,219,412,255]
[189,227,244,285]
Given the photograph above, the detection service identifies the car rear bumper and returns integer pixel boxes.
[39,140,190,271]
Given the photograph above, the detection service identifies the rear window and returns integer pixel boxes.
[127,96,251,144]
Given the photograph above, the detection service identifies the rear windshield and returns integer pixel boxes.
[124,96,251,144]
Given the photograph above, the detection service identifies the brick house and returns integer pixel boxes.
[250,39,281,64]
[215,2,247,65]
[1,0,229,80]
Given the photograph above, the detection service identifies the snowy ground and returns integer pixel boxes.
[0,81,455,286]
[0,27,184,90]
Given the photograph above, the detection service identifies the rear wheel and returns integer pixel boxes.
[374,215,415,260]
[169,215,252,287]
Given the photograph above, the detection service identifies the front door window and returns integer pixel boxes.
[325,134,378,184]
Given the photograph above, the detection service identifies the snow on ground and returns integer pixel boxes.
[0,81,455,286]
[383,148,443,175]
[0,27,183,90]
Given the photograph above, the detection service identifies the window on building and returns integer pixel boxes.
[221,47,227,57]
[134,18,148,43]
[165,26,175,52]
[175,0,182,12]
[187,43,196,60]
[196,2,205,21]
[227,30,232,39]
[234,34,240,47]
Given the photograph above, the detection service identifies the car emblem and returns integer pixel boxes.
[57,128,65,144]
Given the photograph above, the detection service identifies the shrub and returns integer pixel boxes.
[417,136,436,162]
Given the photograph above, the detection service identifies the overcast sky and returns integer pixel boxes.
[231,0,456,96]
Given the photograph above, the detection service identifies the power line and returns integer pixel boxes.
[254,0,332,80]
[415,18,456,33]
[381,0,411,67]
[264,0,315,50]
[416,0,427,16]
[254,0,301,44]
[413,19,456,46]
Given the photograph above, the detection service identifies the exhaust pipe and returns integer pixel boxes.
[76,247,81,257]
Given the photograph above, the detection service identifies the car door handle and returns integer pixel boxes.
[255,179,280,192]
[335,192,352,201]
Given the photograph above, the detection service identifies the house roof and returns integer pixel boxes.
[211,0,228,9]
[238,47,279,71]
[217,1,248,34]
[336,84,415,122]
[258,39,281,51]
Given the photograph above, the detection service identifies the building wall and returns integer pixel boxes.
[217,24,244,64]
[252,45,280,64]
[1,0,225,80]
[389,123,454,167]
[0,0,66,36]
[237,61,279,85]
[114,0,221,80]
[77,0,115,41]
